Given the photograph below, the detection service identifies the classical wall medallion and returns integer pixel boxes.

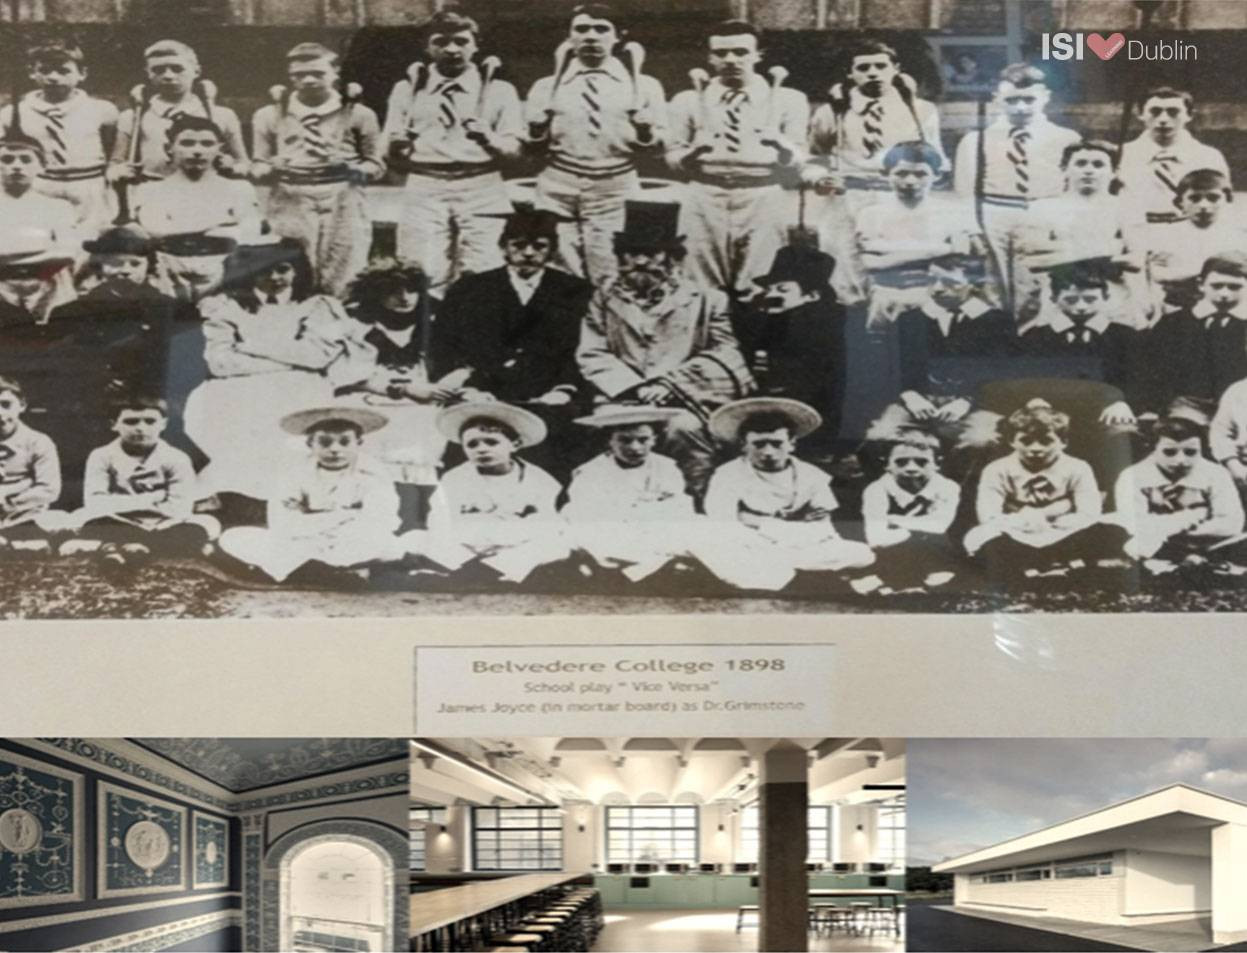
[193,811,229,889]
[0,808,43,855]
[124,820,172,873]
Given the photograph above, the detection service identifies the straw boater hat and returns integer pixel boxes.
[0,228,74,277]
[573,404,685,429]
[280,406,388,436]
[709,397,823,443]
[436,401,547,448]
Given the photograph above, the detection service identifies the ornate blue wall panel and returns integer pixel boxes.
[0,751,84,908]
[194,813,229,889]
[98,782,187,897]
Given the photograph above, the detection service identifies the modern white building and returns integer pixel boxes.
[932,784,1247,945]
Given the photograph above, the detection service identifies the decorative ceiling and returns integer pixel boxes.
[131,738,408,793]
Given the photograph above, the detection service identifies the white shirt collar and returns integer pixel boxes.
[258,287,294,307]
[881,473,932,506]
[24,89,85,113]
[849,84,900,114]
[711,73,769,103]
[567,57,630,83]
[921,295,991,335]
[1192,299,1247,322]
[507,267,544,302]
[1144,129,1194,157]
[288,91,343,118]
[1046,309,1111,336]
[428,64,480,95]
[375,323,416,347]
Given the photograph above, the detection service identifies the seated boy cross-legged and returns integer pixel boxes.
[47,396,218,570]
[0,376,60,550]
[1110,409,1245,572]
[701,398,875,592]
[217,407,404,584]
[965,398,1126,583]
[861,429,961,592]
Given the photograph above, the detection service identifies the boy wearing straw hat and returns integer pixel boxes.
[217,406,402,583]
[404,401,569,584]
[701,397,874,590]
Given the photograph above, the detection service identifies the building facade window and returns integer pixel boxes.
[410,807,446,871]
[876,798,906,869]
[971,855,1114,884]
[472,807,563,871]
[739,805,832,863]
[605,806,699,865]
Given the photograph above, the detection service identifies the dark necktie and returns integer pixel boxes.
[892,493,930,517]
[436,81,463,128]
[1160,483,1185,511]
[581,73,604,137]
[722,89,745,153]
[1022,474,1055,504]
[299,113,331,160]
[1152,152,1179,194]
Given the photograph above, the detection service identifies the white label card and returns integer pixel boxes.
[415,643,834,734]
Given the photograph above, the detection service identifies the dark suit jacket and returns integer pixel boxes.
[1007,322,1145,415]
[1143,309,1247,412]
[431,266,593,402]
[893,304,1018,400]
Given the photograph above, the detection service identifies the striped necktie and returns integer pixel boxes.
[722,89,745,152]
[1022,474,1055,504]
[436,80,463,128]
[1007,127,1030,196]
[891,492,931,517]
[862,98,883,157]
[581,73,604,136]
[1152,152,1180,194]
[43,105,68,167]
[299,113,331,160]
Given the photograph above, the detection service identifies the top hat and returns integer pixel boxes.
[280,406,389,436]
[709,397,823,443]
[436,401,547,448]
[753,244,836,289]
[614,200,684,252]
[83,224,157,257]
[480,202,574,241]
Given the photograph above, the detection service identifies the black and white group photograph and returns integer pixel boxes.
[2,0,1247,617]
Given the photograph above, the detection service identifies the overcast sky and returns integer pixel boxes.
[908,739,1247,867]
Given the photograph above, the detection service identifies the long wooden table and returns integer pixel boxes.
[411,871,590,946]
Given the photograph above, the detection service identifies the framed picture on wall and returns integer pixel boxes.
[932,39,1015,98]
[192,811,229,889]
[97,782,188,898]
[0,749,85,909]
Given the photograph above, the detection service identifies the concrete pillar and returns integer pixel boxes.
[1212,822,1247,943]
[758,742,808,953]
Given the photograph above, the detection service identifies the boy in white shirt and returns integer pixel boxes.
[861,430,960,590]
[217,407,403,584]
[49,397,218,570]
[1110,412,1243,567]
[0,376,60,546]
[965,399,1123,581]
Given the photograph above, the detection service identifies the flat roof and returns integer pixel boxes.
[933,784,1247,874]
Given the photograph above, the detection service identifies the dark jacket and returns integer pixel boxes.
[431,266,593,402]
[1142,309,1247,412]
[892,302,1018,400]
[1004,321,1145,415]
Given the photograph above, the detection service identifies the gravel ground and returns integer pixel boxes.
[3,557,1247,618]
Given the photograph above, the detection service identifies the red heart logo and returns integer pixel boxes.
[1086,32,1126,60]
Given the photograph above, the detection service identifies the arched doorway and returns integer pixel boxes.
[261,820,406,952]
[283,837,389,951]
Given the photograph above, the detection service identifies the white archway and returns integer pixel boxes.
[278,834,393,952]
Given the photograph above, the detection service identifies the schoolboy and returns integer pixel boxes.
[853,140,975,327]
[1144,169,1247,316]
[861,430,960,589]
[1211,376,1247,490]
[0,376,60,541]
[953,64,1080,311]
[20,40,118,231]
[701,398,875,590]
[110,39,248,182]
[0,120,77,245]
[964,399,1120,578]
[1145,253,1247,413]
[217,407,403,583]
[251,42,384,296]
[1119,86,1230,225]
[405,402,569,583]
[133,115,257,300]
[1111,412,1244,564]
[51,396,218,569]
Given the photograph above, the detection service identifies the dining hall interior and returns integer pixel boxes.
[410,737,906,953]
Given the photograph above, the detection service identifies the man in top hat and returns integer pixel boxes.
[665,19,809,296]
[524,2,668,283]
[735,242,848,460]
[383,10,523,295]
[432,202,595,478]
[577,200,754,495]
[0,116,77,248]
[18,40,119,233]
[110,39,248,184]
[251,41,385,297]
[700,396,875,590]
[217,406,403,584]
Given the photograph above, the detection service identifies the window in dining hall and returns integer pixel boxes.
[605,805,699,866]
[472,806,564,871]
